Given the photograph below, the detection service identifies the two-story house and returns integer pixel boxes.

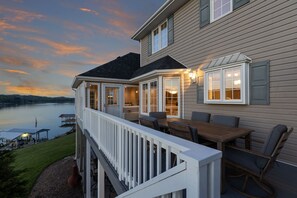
[72,0,297,197]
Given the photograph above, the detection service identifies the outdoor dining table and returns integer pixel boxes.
[157,117,254,193]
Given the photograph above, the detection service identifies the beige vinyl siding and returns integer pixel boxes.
[140,0,297,165]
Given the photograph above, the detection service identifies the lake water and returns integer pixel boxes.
[0,103,75,139]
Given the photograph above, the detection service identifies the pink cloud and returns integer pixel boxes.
[27,37,88,55]
[1,68,29,75]
[0,81,11,86]
[0,55,50,69]
[103,7,134,20]
[0,6,44,22]
[0,19,41,33]
[80,8,99,16]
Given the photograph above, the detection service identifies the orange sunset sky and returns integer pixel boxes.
[0,0,165,97]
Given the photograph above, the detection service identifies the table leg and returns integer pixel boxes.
[245,134,251,150]
[217,142,226,194]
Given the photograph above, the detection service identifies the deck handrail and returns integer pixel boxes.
[82,108,222,198]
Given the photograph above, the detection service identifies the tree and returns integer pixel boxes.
[0,150,28,198]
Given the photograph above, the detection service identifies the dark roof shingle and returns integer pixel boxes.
[78,52,140,79]
[131,55,186,78]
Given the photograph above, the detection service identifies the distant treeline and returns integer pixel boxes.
[0,95,74,106]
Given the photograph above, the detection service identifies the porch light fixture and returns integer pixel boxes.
[189,70,197,84]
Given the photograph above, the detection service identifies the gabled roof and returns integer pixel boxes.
[131,55,186,78]
[202,52,252,70]
[78,52,140,79]
[132,0,190,41]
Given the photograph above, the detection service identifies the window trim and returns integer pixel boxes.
[140,78,158,115]
[204,63,249,104]
[152,20,168,54]
[123,85,139,107]
[163,77,181,118]
[210,0,233,23]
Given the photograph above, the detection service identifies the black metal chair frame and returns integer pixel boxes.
[225,127,293,198]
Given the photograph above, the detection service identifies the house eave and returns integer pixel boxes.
[130,69,187,82]
[131,0,190,41]
[72,76,131,88]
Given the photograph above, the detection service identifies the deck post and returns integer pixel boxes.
[97,159,105,198]
[86,140,91,198]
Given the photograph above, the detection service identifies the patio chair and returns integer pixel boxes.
[224,124,293,198]
[168,121,199,166]
[191,111,211,122]
[212,115,240,128]
[168,121,198,144]
[149,112,167,119]
[139,116,160,131]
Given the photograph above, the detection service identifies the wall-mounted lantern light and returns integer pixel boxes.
[188,70,197,84]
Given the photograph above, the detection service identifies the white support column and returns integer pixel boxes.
[97,159,105,198]
[86,140,91,198]
[158,76,163,111]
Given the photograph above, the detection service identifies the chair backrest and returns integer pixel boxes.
[256,125,293,171]
[168,121,198,143]
[212,115,240,128]
[191,111,211,122]
[149,112,167,119]
[139,116,160,131]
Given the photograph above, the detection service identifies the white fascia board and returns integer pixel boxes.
[72,76,131,88]
[131,0,173,40]
[130,69,186,82]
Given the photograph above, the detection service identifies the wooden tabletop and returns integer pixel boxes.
[158,118,254,143]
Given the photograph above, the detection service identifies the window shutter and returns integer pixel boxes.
[197,76,204,104]
[148,33,152,56]
[250,61,270,105]
[200,0,210,28]
[168,15,174,45]
[233,0,250,10]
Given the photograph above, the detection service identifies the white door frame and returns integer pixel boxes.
[101,83,123,117]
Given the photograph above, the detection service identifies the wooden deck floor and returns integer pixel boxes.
[222,162,297,198]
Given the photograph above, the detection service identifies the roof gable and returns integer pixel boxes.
[78,53,140,79]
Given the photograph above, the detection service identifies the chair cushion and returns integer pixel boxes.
[256,124,287,169]
[225,147,261,174]
[191,112,211,122]
[149,112,167,119]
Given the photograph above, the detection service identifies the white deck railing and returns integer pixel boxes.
[83,108,222,198]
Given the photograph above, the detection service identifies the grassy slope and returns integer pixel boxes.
[13,133,75,191]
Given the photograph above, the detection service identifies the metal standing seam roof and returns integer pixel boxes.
[202,52,252,70]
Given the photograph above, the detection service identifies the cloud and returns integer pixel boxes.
[107,18,134,36]
[6,85,71,97]
[103,7,134,20]
[56,69,81,78]
[0,55,50,69]
[27,37,88,55]
[1,69,29,75]
[0,81,11,86]
[0,6,44,22]
[80,8,99,16]
[0,19,41,33]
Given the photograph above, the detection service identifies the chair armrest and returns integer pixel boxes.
[226,145,271,160]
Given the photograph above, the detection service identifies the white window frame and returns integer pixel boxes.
[152,20,168,54]
[210,0,233,23]
[140,79,158,115]
[204,63,249,104]
[163,77,181,118]
[123,85,139,107]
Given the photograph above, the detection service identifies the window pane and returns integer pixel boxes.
[142,84,148,113]
[150,81,158,112]
[224,67,241,100]
[208,71,221,100]
[164,78,179,116]
[90,85,98,110]
[161,22,168,49]
[213,0,231,20]
[153,29,159,52]
[124,87,139,106]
